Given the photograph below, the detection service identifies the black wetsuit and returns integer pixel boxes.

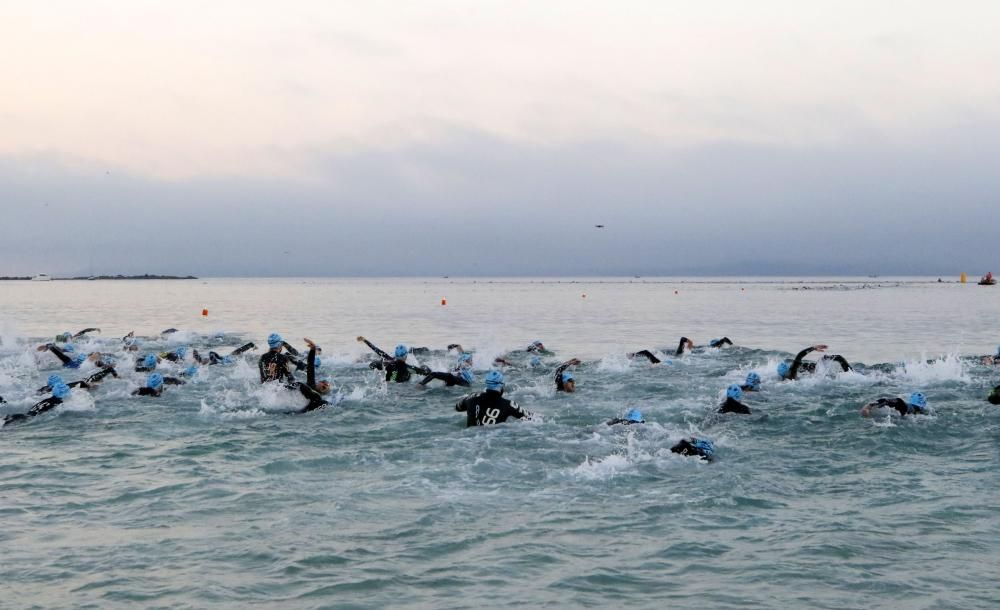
[718,397,751,414]
[44,344,84,369]
[865,398,919,416]
[555,362,574,391]
[709,337,734,348]
[787,348,852,380]
[131,377,184,397]
[419,367,472,387]
[286,347,329,413]
[361,339,429,383]
[73,328,100,339]
[259,349,297,384]
[606,417,644,426]
[37,367,117,394]
[3,396,63,426]
[631,350,662,364]
[194,342,256,365]
[455,390,531,427]
[670,438,714,461]
[989,385,1000,405]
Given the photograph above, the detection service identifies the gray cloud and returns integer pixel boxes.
[2,121,997,278]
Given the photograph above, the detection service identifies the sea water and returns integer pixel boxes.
[1,277,999,609]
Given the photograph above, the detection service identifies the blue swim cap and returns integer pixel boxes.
[561,371,575,384]
[394,344,408,358]
[726,384,743,401]
[100,354,117,365]
[709,338,721,347]
[62,343,76,353]
[777,361,791,378]
[909,392,928,411]
[459,368,475,384]
[313,356,321,368]
[691,438,715,457]
[70,354,87,368]
[182,365,198,377]
[458,352,473,363]
[625,408,644,423]
[142,354,157,369]
[47,374,64,387]
[745,371,761,389]
[51,382,71,399]
[221,355,235,365]
[174,346,188,359]
[529,355,542,367]
[147,373,164,389]
[267,333,283,349]
[485,369,504,391]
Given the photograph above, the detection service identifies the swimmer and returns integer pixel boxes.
[455,370,532,427]
[54,328,101,342]
[670,437,715,461]
[980,346,1000,366]
[36,367,118,394]
[160,346,189,363]
[259,333,298,383]
[419,352,474,387]
[285,338,333,413]
[776,345,852,380]
[555,358,582,392]
[526,340,550,354]
[135,353,159,372]
[741,371,762,392]
[357,336,430,383]
[131,373,184,397]
[860,392,928,417]
[121,331,140,351]
[36,343,97,369]
[193,342,256,365]
[718,384,751,414]
[708,337,734,348]
[628,350,670,364]
[675,337,695,356]
[606,408,645,426]
[3,381,71,426]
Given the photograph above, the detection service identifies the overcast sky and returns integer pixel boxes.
[2,1,999,277]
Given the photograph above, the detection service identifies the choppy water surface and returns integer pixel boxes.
[2,277,1000,609]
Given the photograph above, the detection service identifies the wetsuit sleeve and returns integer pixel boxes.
[456,395,473,412]
[230,342,256,356]
[27,396,63,417]
[47,345,73,366]
[788,347,816,380]
[258,356,267,382]
[407,363,432,375]
[73,328,100,338]
[631,350,661,364]
[361,339,393,361]
[716,337,733,347]
[823,354,852,372]
[90,366,118,382]
[675,337,691,356]
[162,377,185,385]
[296,382,328,412]
[193,349,208,364]
[282,342,300,357]
[369,360,385,370]
[68,380,91,390]
[307,347,317,388]
[507,400,531,420]
[554,362,572,390]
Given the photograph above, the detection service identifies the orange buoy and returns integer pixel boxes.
[441,298,447,306]
[202,308,208,316]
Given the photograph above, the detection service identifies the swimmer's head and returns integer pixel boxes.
[394,344,408,359]
[529,356,542,367]
[47,374,64,387]
[267,333,283,349]
[485,369,504,391]
[561,371,576,392]
[777,361,791,379]
[726,384,743,401]
[51,382,71,399]
[624,408,644,423]
[142,354,158,369]
[691,438,715,459]
[70,354,87,367]
[147,373,164,390]
[909,392,928,412]
[745,371,761,390]
[56,332,72,343]
[174,346,188,359]
[709,338,722,347]
[182,365,198,377]
[317,379,332,394]
[458,352,473,364]
[530,340,545,351]
[62,343,75,353]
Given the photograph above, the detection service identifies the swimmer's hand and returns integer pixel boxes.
[813,344,828,351]
[304,338,317,349]
[356,336,365,342]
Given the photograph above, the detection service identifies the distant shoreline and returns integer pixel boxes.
[0,274,197,281]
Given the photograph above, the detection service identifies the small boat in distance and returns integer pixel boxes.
[31,273,52,282]
[979,272,996,285]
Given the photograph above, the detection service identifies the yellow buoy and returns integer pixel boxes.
[960,272,967,284]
